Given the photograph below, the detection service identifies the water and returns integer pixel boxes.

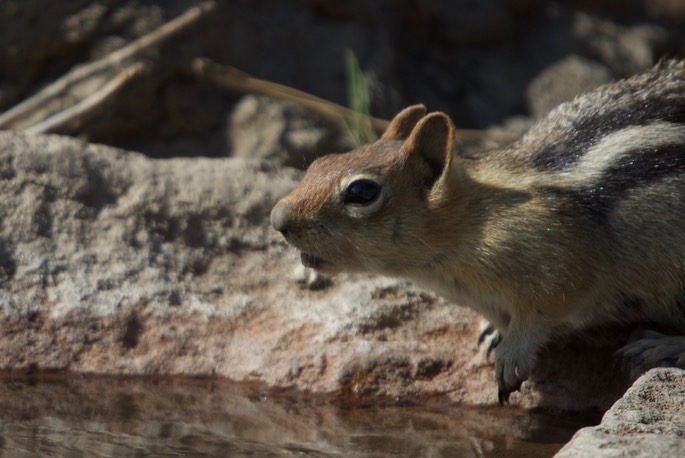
[0,372,597,457]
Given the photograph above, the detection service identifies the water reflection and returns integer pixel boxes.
[0,373,596,457]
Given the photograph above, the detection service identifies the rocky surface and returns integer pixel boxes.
[227,95,345,167]
[555,368,685,457]
[0,131,636,412]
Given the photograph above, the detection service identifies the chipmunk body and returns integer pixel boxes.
[271,60,685,402]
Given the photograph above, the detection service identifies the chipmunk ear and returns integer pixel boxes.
[401,112,455,187]
[381,104,427,140]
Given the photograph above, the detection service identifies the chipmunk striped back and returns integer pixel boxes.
[272,60,685,403]
[508,59,685,195]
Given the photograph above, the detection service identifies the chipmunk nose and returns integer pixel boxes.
[270,203,291,236]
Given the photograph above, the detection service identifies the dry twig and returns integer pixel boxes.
[25,62,146,135]
[193,57,517,146]
[0,1,216,130]
[193,57,389,134]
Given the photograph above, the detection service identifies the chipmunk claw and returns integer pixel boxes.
[477,321,496,344]
[494,331,536,404]
[477,320,502,358]
[485,331,502,358]
[497,378,523,404]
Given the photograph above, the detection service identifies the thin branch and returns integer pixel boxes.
[192,57,518,146]
[193,57,388,133]
[0,1,216,129]
[25,62,146,135]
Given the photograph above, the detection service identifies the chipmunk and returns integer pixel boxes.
[270,60,685,403]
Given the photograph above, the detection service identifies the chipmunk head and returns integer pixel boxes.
[270,105,461,275]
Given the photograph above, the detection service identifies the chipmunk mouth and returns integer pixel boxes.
[300,252,330,270]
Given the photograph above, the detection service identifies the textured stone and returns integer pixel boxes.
[0,131,484,399]
[555,368,685,457]
[0,131,636,411]
[227,95,344,167]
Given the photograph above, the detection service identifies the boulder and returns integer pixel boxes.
[0,131,639,411]
[555,368,685,457]
[227,95,344,167]
[0,131,486,399]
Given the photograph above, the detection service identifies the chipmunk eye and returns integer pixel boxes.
[344,179,381,205]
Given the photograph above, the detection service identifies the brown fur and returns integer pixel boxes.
[271,61,685,403]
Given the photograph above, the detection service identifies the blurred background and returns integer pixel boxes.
[1,0,685,161]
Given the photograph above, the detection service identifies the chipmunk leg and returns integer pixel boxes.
[495,323,545,404]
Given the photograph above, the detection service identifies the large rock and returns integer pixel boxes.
[0,131,642,411]
[555,368,685,457]
[227,95,345,167]
[0,131,484,398]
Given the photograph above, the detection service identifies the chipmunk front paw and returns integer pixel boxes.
[495,354,525,404]
[494,332,539,404]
